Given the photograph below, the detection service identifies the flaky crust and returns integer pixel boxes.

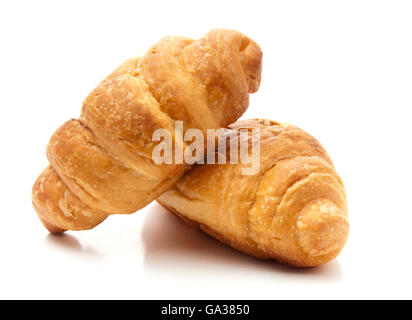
[32,30,262,233]
[157,119,349,267]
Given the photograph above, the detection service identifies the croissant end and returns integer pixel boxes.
[297,199,349,258]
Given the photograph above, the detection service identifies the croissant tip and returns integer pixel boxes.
[296,199,349,258]
[40,218,66,234]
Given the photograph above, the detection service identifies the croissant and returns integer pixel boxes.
[157,119,349,267]
[32,30,262,234]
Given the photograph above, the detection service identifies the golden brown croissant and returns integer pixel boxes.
[157,119,349,267]
[32,30,262,233]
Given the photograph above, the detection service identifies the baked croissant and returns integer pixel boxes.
[32,30,262,233]
[157,119,349,267]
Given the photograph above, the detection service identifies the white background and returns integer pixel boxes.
[0,0,411,299]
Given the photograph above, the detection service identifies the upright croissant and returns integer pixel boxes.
[32,30,262,233]
[158,119,349,267]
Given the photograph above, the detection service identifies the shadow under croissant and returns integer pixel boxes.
[44,233,103,259]
[141,204,344,281]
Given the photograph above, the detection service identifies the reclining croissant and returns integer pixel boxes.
[32,29,263,233]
